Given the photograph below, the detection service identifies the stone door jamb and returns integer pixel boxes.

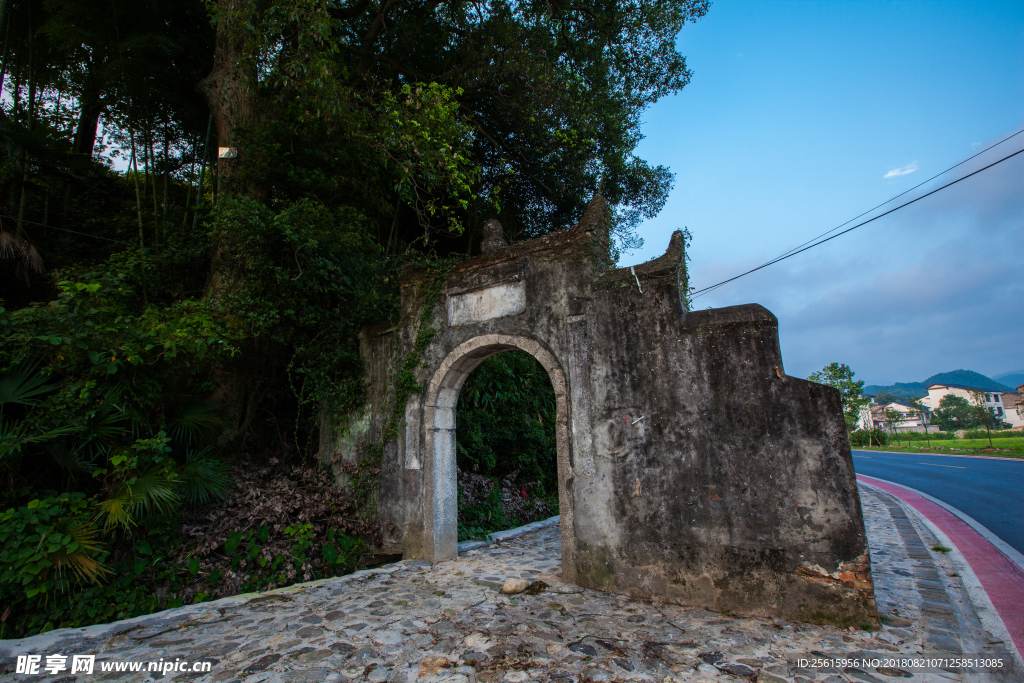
[421,333,576,576]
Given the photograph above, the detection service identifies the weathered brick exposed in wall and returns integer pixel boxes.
[320,196,876,625]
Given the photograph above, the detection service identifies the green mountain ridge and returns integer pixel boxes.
[863,369,1013,398]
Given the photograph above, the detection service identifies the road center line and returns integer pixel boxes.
[853,455,871,458]
[917,462,966,469]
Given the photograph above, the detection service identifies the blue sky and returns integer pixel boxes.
[625,0,1024,386]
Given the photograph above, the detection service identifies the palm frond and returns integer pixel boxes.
[94,489,136,531]
[168,401,223,446]
[22,242,44,273]
[1,419,82,460]
[121,402,150,440]
[0,228,20,259]
[95,464,181,531]
[0,229,38,270]
[78,393,129,458]
[179,447,232,505]
[0,361,55,407]
[45,439,97,478]
[0,229,41,272]
[50,519,110,584]
[128,464,181,516]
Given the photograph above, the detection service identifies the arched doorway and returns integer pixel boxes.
[421,334,576,575]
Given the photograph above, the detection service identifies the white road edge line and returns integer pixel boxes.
[858,480,1024,673]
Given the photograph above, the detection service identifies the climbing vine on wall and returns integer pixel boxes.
[678,227,694,311]
[342,258,462,518]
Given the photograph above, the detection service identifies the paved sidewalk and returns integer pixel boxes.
[2,484,1020,683]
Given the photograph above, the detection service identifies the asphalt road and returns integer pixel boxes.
[851,449,1024,557]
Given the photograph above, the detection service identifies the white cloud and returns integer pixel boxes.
[667,127,1024,386]
[883,161,919,178]
[684,149,1024,384]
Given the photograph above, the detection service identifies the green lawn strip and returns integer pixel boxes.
[854,443,1024,459]
[892,438,1024,450]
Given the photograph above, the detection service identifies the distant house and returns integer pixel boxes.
[857,400,932,433]
[1006,386,1024,429]
[920,382,1021,428]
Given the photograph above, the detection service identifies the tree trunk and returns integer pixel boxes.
[16,23,34,237]
[182,153,194,229]
[192,115,213,229]
[199,1,269,450]
[149,131,158,216]
[162,128,170,221]
[130,130,144,245]
[0,1,11,95]
[198,0,262,201]
[72,54,106,157]
[142,131,150,209]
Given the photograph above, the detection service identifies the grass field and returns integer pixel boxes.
[854,439,1024,458]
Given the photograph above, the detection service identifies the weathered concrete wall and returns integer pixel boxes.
[321,196,876,625]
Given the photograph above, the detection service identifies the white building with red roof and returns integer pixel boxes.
[921,382,1021,428]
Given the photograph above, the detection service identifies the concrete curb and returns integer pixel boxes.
[456,515,560,553]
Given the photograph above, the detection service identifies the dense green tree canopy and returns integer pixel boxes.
[0,0,708,637]
[456,350,557,489]
[195,0,709,252]
[930,395,977,432]
[807,362,868,431]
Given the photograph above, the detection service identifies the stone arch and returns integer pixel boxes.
[323,201,874,623]
[421,334,576,569]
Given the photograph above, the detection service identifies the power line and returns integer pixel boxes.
[690,145,1024,299]
[754,128,1024,275]
[694,130,1024,299]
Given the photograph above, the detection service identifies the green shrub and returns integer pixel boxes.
[456,350,557,490]
[849,429,888,447]
[458,480,513,541]
[454,350,558,540]
[0,515,191,638]
[0,493,110,636]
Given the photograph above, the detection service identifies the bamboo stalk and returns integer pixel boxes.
[16,15,35,237]
[181,149,194,229]
[130,130,144,247]
[192,114,213,229]
[142,130,150,208]
[0,2,10,94]
[149,129,158,215]
[162,128,169,220]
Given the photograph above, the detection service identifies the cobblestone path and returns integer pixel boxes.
[2,485,1020,683]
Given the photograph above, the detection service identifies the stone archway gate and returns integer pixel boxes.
[321,196,876,625]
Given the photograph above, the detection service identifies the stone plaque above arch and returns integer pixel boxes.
[446,281,526,326]
[321,195,876,626]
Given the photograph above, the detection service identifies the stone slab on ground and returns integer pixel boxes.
[2,485,1020,683]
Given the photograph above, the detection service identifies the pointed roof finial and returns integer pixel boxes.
[575,193,610,234]
[574,193,613,268]
[480,218,507,253]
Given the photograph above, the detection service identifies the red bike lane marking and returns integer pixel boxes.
[857,474,1024,656]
